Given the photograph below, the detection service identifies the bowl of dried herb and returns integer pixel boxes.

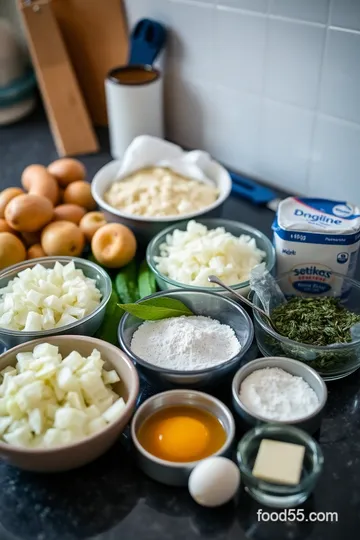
[251,271,360,381]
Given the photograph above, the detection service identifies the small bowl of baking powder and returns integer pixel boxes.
[232,357,327,434]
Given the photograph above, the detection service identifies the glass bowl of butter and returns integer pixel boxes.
[237,424,323,508]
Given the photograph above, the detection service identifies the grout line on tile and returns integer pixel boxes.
[268,14,326,28]
[317,112,360,131]
[328,26,360,35]
[305,12,330,194]
[260,10,270,96]
[215,5,267,18]
[170,0,214,8]
[328,0,334,27]
[260,12,270,97]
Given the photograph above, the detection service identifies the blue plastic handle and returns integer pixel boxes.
[230,172,276,205]
[128,19,167,66]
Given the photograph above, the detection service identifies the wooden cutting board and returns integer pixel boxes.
[53,0,129,126]
[18,0,99,156]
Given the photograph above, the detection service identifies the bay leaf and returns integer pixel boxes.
[118,297,193,320]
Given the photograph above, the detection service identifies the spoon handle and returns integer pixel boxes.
[208,275,270,321]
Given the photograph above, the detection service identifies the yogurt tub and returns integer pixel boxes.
[273,197,360,296]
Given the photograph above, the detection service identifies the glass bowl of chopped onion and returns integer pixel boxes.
[146,218,275,298]
[251,271,360,381]
[0,257,112,351]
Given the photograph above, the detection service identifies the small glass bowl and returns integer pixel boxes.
[0,256,112,351]
[237,424,324,508]
[146,218,275,297]
[251,271,360,381]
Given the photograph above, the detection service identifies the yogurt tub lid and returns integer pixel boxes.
[273,197,360,234]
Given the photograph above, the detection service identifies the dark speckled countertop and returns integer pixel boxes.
[0,109,360,540]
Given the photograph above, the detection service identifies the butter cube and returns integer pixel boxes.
[252,439,305,486]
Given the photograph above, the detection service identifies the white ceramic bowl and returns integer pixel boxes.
[0,336,139,472]
[91,158,232,242]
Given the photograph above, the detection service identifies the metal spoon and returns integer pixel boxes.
[208,275,277,331]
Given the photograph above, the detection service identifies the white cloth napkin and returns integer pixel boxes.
[116,135,214,185]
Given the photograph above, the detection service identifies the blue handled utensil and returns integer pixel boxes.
[230,171,281,211]
[128,18,167,66]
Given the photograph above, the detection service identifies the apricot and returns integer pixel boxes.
[63,181,96,210]
[27,244,46,259]
[0,218,13,233]
[41,221,85,257]
[79,211,107,241]
[21,164,59,206]
[91,223,136,268]
[0,187,24,218]
[5,194,53,232]
[0,232,26,270]
[53,204,86,225]
[48,158,86,188]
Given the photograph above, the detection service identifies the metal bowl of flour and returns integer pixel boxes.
[232,357,327,434]
[118,289,254,389]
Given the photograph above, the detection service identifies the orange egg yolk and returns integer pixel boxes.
[137,406,227,463]
[152,416,210,462]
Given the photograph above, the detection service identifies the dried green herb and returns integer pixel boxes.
[272,297,360,346]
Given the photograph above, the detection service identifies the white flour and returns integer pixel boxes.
[239,367,319,421]
[130,315,241,371]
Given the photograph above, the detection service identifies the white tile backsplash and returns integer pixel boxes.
[164,75,215,150]
[269,0,330,24]
[309,116,360,205]
[206,86,262,175]
[330,0,360,32]
[320,29,360,124]
[165,1,214,81]
[264,18,326,109]
[214,8,267,93]
[105,1,360,200]
[256,100,315,193]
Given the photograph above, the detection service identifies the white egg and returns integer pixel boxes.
[188,456,241,507]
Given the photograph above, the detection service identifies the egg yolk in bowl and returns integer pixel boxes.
[137,406,226,462]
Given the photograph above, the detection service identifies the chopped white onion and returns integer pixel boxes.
[0,345,126,449]
[0,262,101,332]
[154,220,266,287]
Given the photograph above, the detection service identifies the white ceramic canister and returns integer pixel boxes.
[105,65,164,159]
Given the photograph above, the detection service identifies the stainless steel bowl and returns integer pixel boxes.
[118,289,254,389]
[0,256,112,350]
[91,159,232,243]
[131,389,236,486]
[232,357,327,434]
